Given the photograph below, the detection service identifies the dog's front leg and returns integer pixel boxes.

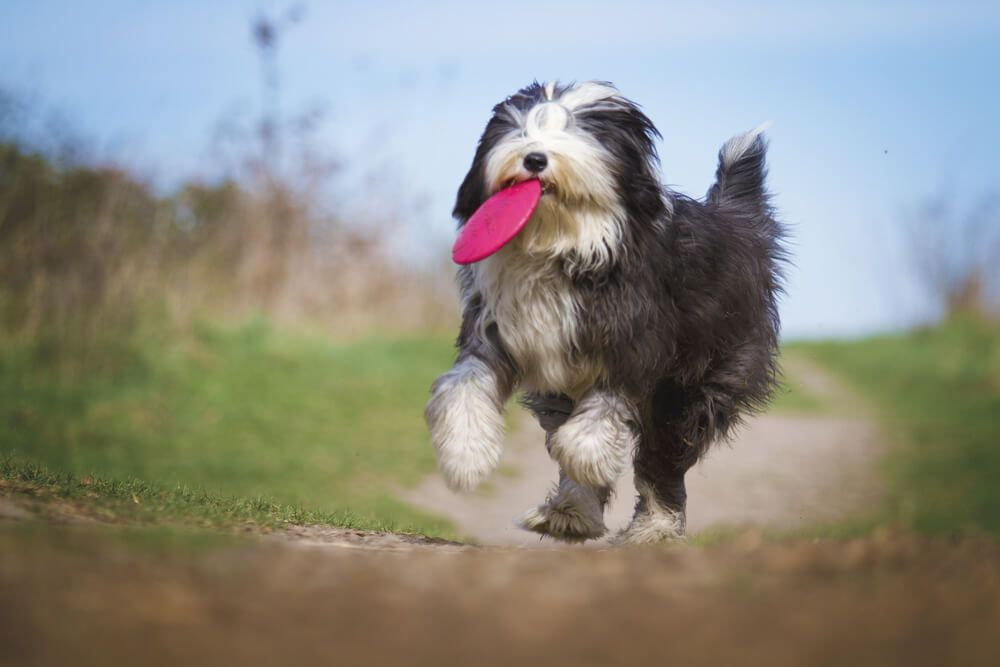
[547,388,637,489]
[425,350,514,492]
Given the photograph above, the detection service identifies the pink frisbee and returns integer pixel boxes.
[452,179,542,265]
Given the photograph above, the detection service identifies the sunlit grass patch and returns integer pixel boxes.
[0,454,457,538]
[792,316,1000,537]
[0,320,459,538]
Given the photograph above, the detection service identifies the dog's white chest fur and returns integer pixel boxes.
[473,248,600,398]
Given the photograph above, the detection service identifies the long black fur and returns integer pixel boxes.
[444,81,784,537]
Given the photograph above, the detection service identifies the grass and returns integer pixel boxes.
[0,313,832,541]
[787,315,1000,537]
[5,308,995,544]
[0,455,407,534]
[0,319,459,538]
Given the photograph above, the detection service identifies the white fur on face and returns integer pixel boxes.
[547,389,637,489]
[481,82,626,266]
[513,191,623,272]
[516,474,607,542]
[425,355,507,492]
[615,479,686,545]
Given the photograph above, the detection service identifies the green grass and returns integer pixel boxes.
[1,454,414,534]
[0,319,459,537]
[0,315,833,542]
[787,316,1000,537]
[9,310,994,543]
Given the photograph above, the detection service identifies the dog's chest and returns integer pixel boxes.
[474,251,600,397]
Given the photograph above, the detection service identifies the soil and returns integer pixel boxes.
[2,358,998,665]
[2,523,999,666]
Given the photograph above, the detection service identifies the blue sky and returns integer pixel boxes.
[2,0,999,338]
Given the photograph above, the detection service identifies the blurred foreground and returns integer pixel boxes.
[2,521,999,667]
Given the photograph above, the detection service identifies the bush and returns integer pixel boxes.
[0,140,454,341]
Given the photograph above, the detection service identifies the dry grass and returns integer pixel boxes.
[0,139,456,342]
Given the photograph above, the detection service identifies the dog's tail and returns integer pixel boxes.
[706,122,771,214]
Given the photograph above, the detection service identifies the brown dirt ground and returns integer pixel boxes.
[2,521,999,667]
[2,357,997,665]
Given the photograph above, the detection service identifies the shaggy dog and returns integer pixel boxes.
[426,81,784,543]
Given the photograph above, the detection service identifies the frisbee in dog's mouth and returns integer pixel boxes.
[452,179,542,265]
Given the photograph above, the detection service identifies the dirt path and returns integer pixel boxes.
[402,355,883,545]
[4,357,999,666]
[4,521,999,667]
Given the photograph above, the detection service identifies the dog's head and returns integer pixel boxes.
[454,81,668,267]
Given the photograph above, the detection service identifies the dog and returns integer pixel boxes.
[426,80,784,544]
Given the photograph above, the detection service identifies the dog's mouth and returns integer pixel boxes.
[504,177,555,198]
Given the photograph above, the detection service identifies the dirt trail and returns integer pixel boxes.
[402,355,883,544]
[4,356,998,666]
[4,522,999,667]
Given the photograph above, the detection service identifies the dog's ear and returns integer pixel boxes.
[576,101,664,224]
[453,148,488,225]
[453,113,512,224]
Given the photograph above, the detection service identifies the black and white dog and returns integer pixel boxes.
[426,81,784,544]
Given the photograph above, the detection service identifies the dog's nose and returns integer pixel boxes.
[523,152,548,173]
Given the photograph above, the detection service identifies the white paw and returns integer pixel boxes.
[613,511,685,545]
[547,391,635,488]
[516,480,606,543]
[613,481,686,545]
[425,357,506,492]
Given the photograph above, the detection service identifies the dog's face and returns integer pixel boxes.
[454,81,666,265]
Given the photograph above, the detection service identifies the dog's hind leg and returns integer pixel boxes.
[615,381,700,545]
[615,447,688,544]
[516,393,613,542]
[617,364,762,544]
[517,469,611,542]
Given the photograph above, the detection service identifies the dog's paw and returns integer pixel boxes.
[613,511,686,545]
[425,358,506,492]
[433,432,502,493]
[613,483,686,545]
[515,479,607,543]
[547,392,634,488]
